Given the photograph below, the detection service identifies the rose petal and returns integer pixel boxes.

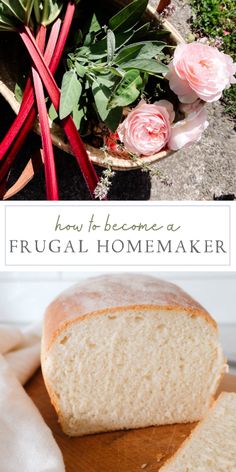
[168,107,209,150]
[117,100,173,156]
[167,42,236,103]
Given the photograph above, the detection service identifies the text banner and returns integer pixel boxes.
[3,203,231,269]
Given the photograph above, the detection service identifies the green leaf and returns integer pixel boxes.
[115,44,145,65]
[131,22,150,41]
[83,13,101,46]
[34,1,63,26]
[72,106,85,130]
[92,81,111,121]
[108,0,148,32]
[137,42,166,59]
[75,62,86,78]
[115,41,165,64]
[104,107,123,132]
[91,79,122,130]
[107,29,116,64]
[88,40,107,60]
[14,82,23,103]
[59,70,82,120]
[0,11,14,31]
[96,74,116,88]
[88,30,137,60]
[122,59,169,75]
[75,46,90,58]
[48,103,58,122]
[88,13,101,34]
[0,0,34,29]
[109,69,143,108]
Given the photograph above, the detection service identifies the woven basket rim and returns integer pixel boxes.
[0,10,184,172]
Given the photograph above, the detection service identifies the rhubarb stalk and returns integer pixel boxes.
[19,24,99,195]
[0,18,61,164]
[0,20,61,196]
[32,64,59,200]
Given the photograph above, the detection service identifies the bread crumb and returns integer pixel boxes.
[140,464,148,469]
[156,453,164,462]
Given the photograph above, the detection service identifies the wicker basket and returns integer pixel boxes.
[0,1,184,197]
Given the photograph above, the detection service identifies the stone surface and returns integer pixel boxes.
[149,0,236,201]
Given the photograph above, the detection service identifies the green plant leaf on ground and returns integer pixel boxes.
[59,70,82,120]
[109,69,143,108]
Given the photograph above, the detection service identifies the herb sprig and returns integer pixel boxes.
[59,0,169,133]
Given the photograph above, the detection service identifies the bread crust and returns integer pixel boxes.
[41,274,223,436]
[159,392,235,471]
[42,274,217,356]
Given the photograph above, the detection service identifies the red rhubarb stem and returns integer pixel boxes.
[32,65,59,200]
[0,20,61,189]
[20,24,99,196]
[50,1,75,74]
[0,19,61,164]
[0,1,77,167]
[0,25,46,198]
[0,25,46,161]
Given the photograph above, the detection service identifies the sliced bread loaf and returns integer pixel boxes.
[159,392,236,472]
[41,274,226,436]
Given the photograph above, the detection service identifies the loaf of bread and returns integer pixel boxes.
[160,392,236,472]
[41,274,226,436]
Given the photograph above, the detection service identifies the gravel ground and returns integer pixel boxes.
[4,0,236,201]
[150,0,236,200]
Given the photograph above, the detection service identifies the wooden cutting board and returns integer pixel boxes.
[26,372,236,472]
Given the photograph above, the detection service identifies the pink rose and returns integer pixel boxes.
[117,100,174,157]
[166,42,236,103]
[168,101,209,150]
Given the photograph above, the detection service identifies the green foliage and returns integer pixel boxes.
[109,70,143,108]
[59,70,82,120]
[0,0,63,30]
[108,0,148,32]
[34,0,63,26]
[60,0,169,131]
[190,0,236,117]
[14,82,23,103]
[0,0,34,30]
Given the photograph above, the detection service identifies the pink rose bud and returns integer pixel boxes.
[166,42,236,103]
[117,100,174,157]
[168,102,209,150]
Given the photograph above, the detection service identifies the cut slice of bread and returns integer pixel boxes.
[160,392,236,472]
[41,274,226,436]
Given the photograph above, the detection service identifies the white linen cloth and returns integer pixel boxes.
[0,324,65,472]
